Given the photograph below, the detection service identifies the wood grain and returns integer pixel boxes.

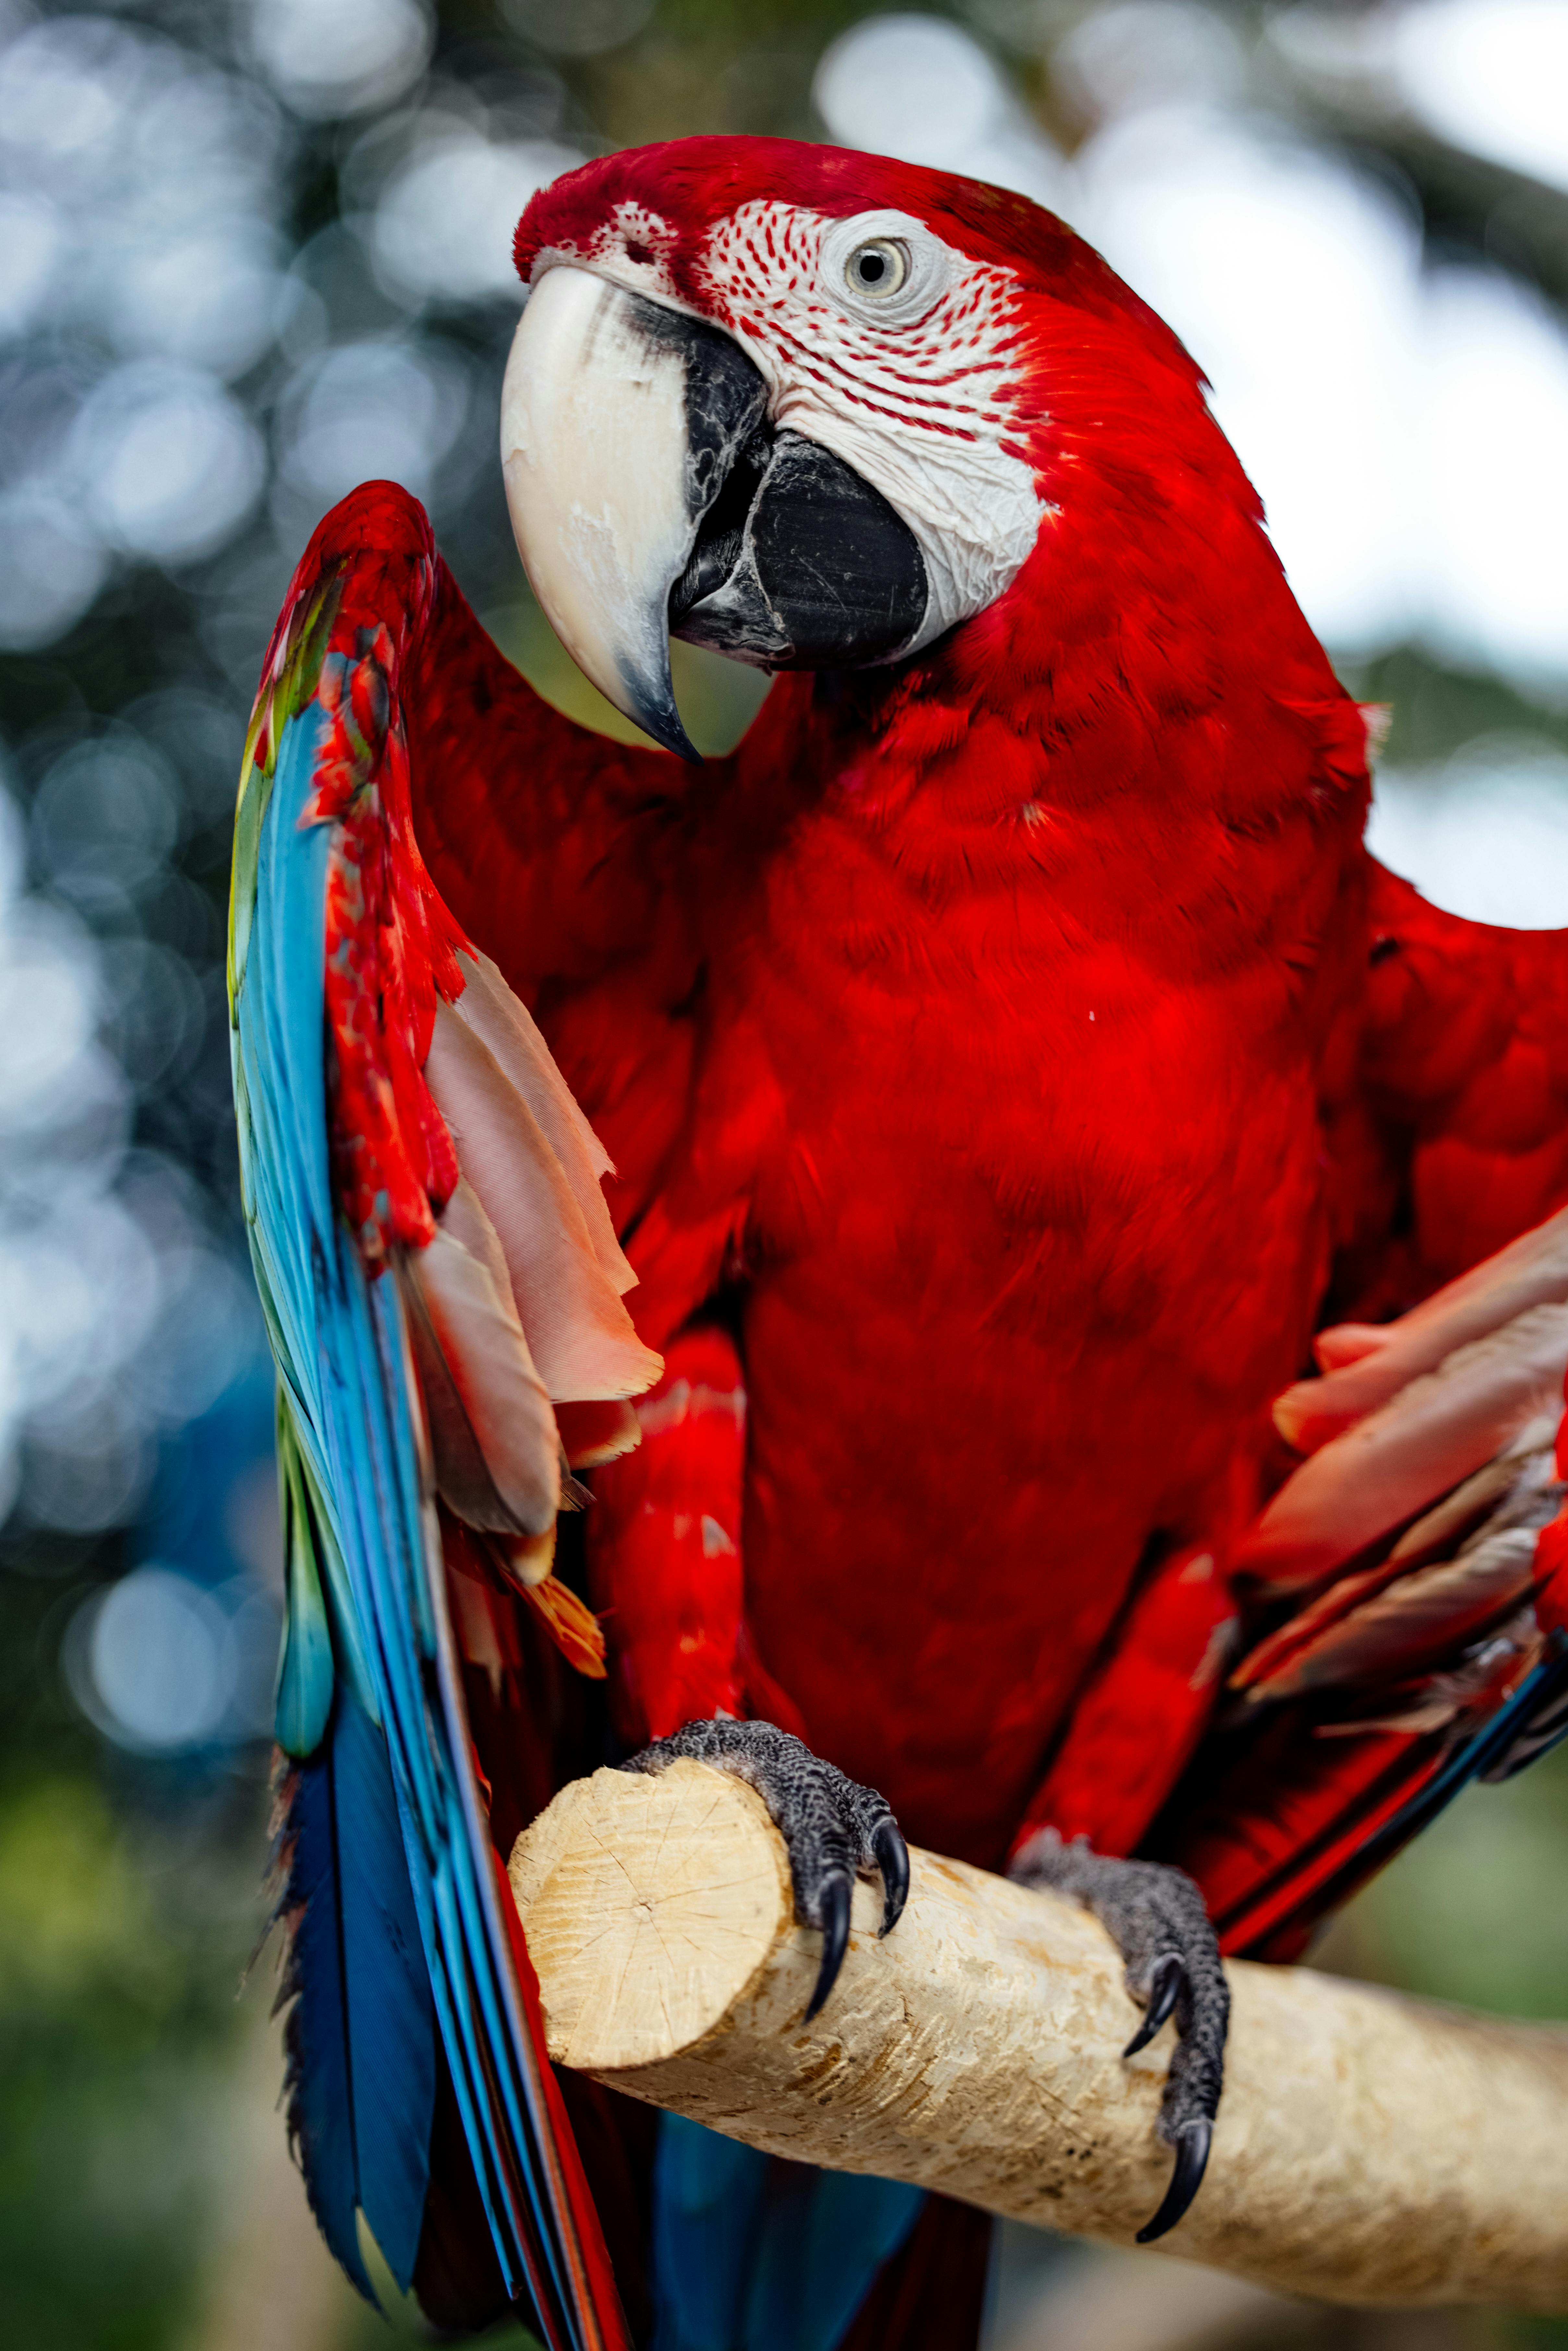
[508,1760,1568,2310]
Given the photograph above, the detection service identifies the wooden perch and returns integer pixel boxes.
[508,1760,1568,2312]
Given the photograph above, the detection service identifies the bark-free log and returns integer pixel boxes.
[508,1761,1568,2311]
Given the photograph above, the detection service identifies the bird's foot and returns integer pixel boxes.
[619,1718,909,2021]
[1010,1830,1229,2245]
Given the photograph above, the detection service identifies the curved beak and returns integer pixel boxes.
[500,266,768,760]
[501,265,931,757]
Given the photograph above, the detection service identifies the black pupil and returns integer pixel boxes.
[858,250,887,285]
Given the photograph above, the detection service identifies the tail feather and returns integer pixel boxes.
[273,1751,363,2296]
[414,2037,512,2334]
[651,2115,924,2351]
[272,1679,437,2298]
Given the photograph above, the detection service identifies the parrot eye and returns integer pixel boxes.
[820,211,955,326]
[845,239,908,299]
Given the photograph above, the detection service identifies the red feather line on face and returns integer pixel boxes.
[510,136,1264,603]
[512,136,1196,376]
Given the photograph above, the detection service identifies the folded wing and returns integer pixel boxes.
[234,482,669,2348]
[1154,860,1568,1958]
[1159,1232,1568,1961]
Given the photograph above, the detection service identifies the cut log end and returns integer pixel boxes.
[509,1760,794,2071]
[508,1760,1568,2314]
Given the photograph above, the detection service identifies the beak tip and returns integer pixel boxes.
[648,714,703,765]
[619,668,702,764]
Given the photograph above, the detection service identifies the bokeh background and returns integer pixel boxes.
[2,1,1567,2345]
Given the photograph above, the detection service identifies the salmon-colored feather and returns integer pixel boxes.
[1278,1206,1568,1450]
[423,1001,662,1404]
[404,1204,561,1539]
[1234,1306,1568,1591]
[1239,1529,1541,1702]
[453,950,635,1293]
[1312,1324,1395,1373]
[553,1399,642,1470]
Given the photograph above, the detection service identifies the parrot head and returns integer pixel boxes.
[504,137,1270,758]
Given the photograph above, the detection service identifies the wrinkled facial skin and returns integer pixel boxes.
[501,253,942,754]
[522,186,1045,659]
[499,144,1062,754]
[682,198,1044,651]
[504,137,1257,756]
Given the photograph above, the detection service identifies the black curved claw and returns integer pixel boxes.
[805,1873,852,2021]
[1123,1950,1184,2058]
[1135,2117,1212,2244]
[872,1815,910,1938]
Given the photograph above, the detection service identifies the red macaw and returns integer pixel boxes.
[235,138,1568,2351]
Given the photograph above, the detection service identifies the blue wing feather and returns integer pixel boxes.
[274,1672,435,2297]
[275,1737,368,2298]
[234,612,622,2351]
[275,1404,336,1760]
[1356,1637,1568,1869]
[333,1676,439,2285]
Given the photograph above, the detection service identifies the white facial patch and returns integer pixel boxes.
[531,204,693,321]
[697,201,1046,655]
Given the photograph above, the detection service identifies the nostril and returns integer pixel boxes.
[625,238,653,265]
